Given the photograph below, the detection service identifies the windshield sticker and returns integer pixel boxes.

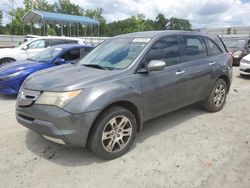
[133,38,151,43]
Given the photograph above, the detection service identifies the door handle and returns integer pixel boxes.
[176,70,185,75]
[209,61,216,66]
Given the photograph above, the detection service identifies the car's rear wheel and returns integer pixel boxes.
[203,79,227,112]
[88,106,137,160]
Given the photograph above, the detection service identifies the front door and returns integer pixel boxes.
[140,35,188,120]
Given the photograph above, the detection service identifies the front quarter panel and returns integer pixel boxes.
[63,74,143,115]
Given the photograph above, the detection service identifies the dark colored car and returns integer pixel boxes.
[16,31,232,160]
[0,44,93,95]
[222,36,250,65]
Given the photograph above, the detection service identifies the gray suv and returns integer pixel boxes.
[16,31,232,160]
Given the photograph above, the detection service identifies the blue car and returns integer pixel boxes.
[0,44,93,95]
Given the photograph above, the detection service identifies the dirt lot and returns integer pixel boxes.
[0,67,250,188]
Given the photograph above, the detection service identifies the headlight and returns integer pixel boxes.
[232,51,243,58]
[240,59,250,64]
[35,90,81,108]
[0,71,22,81]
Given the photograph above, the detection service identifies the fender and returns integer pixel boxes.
[64,75,143,115]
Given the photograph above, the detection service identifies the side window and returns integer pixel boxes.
[144,35,181,67]
[205,38,222,56]
[48,39,78,47]
[61,48,80,61]
[28,40,45,49]
[180,35,207,61]
[80,47,93,58]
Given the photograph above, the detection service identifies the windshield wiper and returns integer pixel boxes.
[83,64,107,70]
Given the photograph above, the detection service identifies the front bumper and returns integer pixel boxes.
[239,62,250,75]
[16,104,101,146]
[0,78,22,95]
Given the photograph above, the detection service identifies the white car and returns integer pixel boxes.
[240,54,250,76]
[0,36,86,65]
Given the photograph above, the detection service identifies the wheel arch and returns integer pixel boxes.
[218,74,231,93]
[0,57,16,64]
[86,100,143,147]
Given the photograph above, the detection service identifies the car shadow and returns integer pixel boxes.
[0,94,17,100]
[25,103,206,166]
[237,75,250,80]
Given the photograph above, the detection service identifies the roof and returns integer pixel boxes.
[22,10,100,25]
[114,30,204,39]
[51,44,94,49]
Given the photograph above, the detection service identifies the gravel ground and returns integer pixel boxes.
[0,67,250,188]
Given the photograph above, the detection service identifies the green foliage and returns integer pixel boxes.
[0,10,2,25]
[0,0,192,36]
[155,13,168,30]
[166,17,192,31]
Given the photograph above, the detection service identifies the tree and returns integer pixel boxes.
[227,28,232,35]
[84,8,106,36]
[166,17,192,30]
[155,13,167,30]
[0,10,2,26]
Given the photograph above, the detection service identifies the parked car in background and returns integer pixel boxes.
[0,36,86,65]
[23,35,40,42]
[222,36,250,65]
[16,31,232,160]
[0,44,93,95]
[239,54,250,76]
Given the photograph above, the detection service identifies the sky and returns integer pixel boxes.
[1,0,250,28]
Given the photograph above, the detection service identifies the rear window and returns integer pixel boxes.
[180,35,207,62]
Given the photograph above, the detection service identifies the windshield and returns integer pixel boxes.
[77,37,150,70]
[223,38,247,48]
[29,47,63,62]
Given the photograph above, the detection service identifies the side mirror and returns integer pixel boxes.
[54,58,65,65]
[22,45,28,50]
[147,60,166,71]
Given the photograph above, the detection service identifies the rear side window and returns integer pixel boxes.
[180,35,207,62]
[61,48,80,61]
[144,35,181,66]
[48,39,78,46]
[205,38,222,56]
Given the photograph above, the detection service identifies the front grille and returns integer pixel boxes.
[245,69,250,73]
[17,89,41,107]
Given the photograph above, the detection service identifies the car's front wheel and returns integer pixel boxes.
[203,79,228,112]
[88,106,137,160]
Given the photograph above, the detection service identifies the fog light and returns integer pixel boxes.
[43,135,65,145]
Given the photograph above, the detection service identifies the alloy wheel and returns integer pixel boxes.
[102,116,132,153]
[213,84,226,107]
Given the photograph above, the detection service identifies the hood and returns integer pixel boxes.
[24,64,123,91]
[242,53,250,61]
[0,60,47,76]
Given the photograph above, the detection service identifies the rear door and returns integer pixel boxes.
[179,35,214,103]
[140,35,188,120]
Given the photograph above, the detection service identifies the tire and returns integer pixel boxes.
[0,58,15,66]
[203,79,228,112]
[88,106,137,160]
